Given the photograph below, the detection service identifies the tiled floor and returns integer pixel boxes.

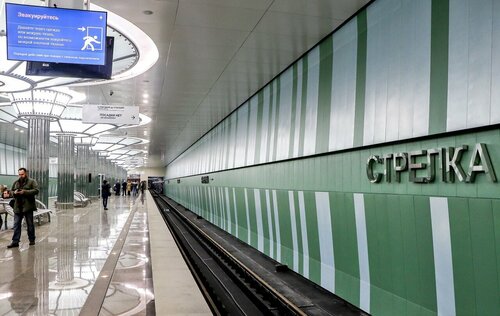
[0,193,154,315]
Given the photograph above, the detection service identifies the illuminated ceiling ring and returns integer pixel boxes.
[11,89,72,121]
[0,73,35,93]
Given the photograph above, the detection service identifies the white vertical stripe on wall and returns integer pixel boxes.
[197,186,202,215]
[288,191,300,272]
[202,138,210,171]
[268,81,277,162]
[260,86,270,163]
[217,128,224,170]
[225,188,232,234]
[221,121,228,170]
[254,189,264,252]
[228,113,237,169]
[235,104,249,168]
[448,0,494,130]
[430,197,456,316]
[315,192,335,293]
[408,0,430,139]
[208,187,214,223]
[219,187,226,231]
[214,187,220,227]
[293,61,303,158]
[297,191,310,278]
[304,47,319,156]
[232,188,239,238]
[244,188,251,244]
[365,0,431,144]
[212,187,219,227]
[353,193,371,313]
[272,190,281,262]
[265,190,274,258]
[277,68,293,160]
[365,0,388,144]
[253,189,264,252]
[329,19,357,151]
[209,127,215,171]
[247,97,258,165]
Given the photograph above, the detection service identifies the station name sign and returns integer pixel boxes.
[366,143,496,183]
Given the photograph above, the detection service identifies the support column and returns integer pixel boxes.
[57,134,75,209]
[76,145,90,197]
[27,117,50,207]
[56,210,75,285]
[89,151,99,199]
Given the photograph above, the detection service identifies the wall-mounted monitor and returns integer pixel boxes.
[5,3,107,65]
[26,37,114,79]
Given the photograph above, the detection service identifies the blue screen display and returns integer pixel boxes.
[6,3,107,65]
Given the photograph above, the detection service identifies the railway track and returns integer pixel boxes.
[151,192,366,316]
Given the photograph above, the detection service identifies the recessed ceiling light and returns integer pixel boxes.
[143,10,153,15]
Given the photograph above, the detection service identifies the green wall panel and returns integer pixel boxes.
[166,170,500,316]
[330,193,360,305]
[164,1,500,315]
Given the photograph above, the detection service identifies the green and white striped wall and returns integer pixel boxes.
[165,0,500,315]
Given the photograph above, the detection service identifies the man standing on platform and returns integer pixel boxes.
[101,180,111,210]
[7,168,39,248]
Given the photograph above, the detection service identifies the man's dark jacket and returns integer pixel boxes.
[11,178,39,213]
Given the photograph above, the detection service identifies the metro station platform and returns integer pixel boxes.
[0,192,211,315]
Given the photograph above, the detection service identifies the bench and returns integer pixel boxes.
[74,191,90,207]
[0,198,54,227]
[34,200,54,225]
[0,199,10,229]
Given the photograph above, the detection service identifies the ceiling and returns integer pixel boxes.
[4,0,372,168]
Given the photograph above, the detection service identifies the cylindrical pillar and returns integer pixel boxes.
[56,211,74,284]
[27,117,50,207]
[57,134,75,209]
[76,144,90,197]
[89,151,99,199]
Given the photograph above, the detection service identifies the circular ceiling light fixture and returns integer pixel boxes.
[0,73,35,93]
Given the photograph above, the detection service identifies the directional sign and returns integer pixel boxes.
[5,3,107,65]
[82,104,140,125]
[126,157,144,165]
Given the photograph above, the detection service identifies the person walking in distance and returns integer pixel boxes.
[101,180,111,210]
[7,168,39,248]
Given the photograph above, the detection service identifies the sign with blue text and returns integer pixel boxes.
[5,3,107,65]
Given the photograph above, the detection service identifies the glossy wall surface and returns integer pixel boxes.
[165,0,500,315]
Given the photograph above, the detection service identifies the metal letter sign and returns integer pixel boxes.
[6,3,107,65]
[82,105,140,125]
[366,143,497,184]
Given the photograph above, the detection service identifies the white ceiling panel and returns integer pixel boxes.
[89,0,371,166]
[176,2,264,31]
[179,0,272,11]
[271,0,370,19]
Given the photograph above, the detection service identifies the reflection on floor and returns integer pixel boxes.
[0,193,154,315]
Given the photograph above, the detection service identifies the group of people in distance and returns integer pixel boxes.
[111,179,146,197]
[101,179,147,210]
